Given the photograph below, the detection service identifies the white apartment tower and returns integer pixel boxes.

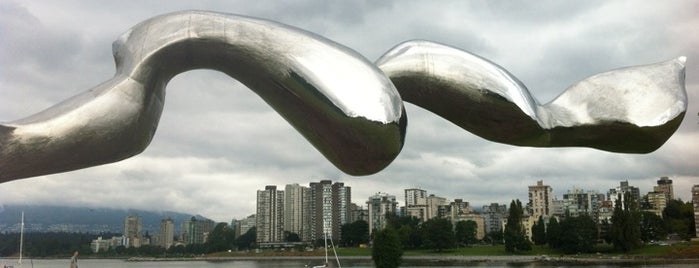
[366,192,397,233]
[159,218,175,249]
[405,188,428,221]
[284,183,307,240]
[528,180,553,218]
[256,185,285,244]
[124,215,142,248]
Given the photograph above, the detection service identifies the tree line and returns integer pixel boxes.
[2,194,693,258]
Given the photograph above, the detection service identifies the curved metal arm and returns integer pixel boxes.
[0,12,688,183]
[0,11,406,182]
[377,40,686,153]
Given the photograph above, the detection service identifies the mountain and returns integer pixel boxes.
[0,204,213,235]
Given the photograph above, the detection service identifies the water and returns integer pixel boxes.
[1,258,696,268]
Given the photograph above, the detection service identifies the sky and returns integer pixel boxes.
[1,0,697,223]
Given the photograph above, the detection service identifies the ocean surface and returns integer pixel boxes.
[1,258,696,268]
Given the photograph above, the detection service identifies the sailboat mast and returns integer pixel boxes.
[19,211,24,265]
[323,224,328,265]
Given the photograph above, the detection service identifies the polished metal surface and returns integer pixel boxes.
[0,12,688,183]
[0,11,407,182]
[377,40,687,153]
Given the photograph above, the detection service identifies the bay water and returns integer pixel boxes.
[1,258,695,268]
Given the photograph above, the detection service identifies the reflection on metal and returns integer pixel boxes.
[0,11,688,183]
[377,40,687,153]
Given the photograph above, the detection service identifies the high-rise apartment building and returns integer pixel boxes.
[528,180,553,218]
[349,203,368,223]
[426,194,448,219]
[182,216,214,244]
[235,214,256,239]
[405,188,427,207]
[654,176,674,202]
[367,192,397,233]
[159,218,175,249]
[608,180,641,208]
[692,185,699,237]
[482,203,507,234]
[256,185,285,244]
[310,180,333,241]
[646,191,668,216]
[332,182,351,241]
[560,188,605,218]
[284,183,308,240]
[405,188,428,221]
[123,215,142,248]
[308,180,351,241]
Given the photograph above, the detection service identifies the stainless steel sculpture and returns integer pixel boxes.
[0,11,687,183]
[377,40,687,153]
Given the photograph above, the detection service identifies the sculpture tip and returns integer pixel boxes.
[678,56,687,65]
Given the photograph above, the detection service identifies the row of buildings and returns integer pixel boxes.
[247,177,699,245]
[92,177,699,252]
[90,215,214,253]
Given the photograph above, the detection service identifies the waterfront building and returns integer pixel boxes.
[528,180,553,218]
[608,180,641,208]
[367,192,398,233]
[123,215,142,248]
[236,214,256,238]
[448,199,472,217]
[560,188,605,218]
[159,218,175,249]
[426,194,448,219]
[482,203,507,234]
[654,176,674,201]
[284,183,308,240]
[256,185,285,244]
[90,236,111,253]
[182,216,214,244]
[451,213,486,240]
[646,191,668,216]
[404,188,428,221]
[349,203,368,223]
[332,182,351,241]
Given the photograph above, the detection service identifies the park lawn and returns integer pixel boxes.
[337,241,699,258]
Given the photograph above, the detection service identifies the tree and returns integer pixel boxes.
[531,216,546,246]
[611,192,642,252]
[208,222,235,253]
[546,217,561,248]
[386,214,422,249]
[421,218,455,251]
[640,211,667,242]
[663,199,696,240]
[504,199,531,252]
[341,220,369,247]
[235,227,256,250]
[557,214,597,253]
[454,220,478,246]
[372,228,403,268]
[483,230,503,245]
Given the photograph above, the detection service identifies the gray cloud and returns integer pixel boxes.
[1,0,697,222]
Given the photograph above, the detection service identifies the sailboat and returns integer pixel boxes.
[310,221,341,268]
[3,211,24,268]
[19,211,24,267]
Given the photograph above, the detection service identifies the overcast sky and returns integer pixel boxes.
[1,0,697,223]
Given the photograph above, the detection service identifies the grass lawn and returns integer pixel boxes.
[337,241,699,258]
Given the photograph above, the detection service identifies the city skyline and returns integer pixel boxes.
[1,1,697,223]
